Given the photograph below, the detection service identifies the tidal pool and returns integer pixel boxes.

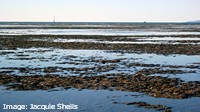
[0,48,199,81]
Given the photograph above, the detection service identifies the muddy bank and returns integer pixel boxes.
[1,71,200,99]
[0,35,200,55]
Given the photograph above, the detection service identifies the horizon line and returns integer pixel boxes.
[0,21,194,23]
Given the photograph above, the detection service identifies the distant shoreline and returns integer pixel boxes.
[0,21,200,25]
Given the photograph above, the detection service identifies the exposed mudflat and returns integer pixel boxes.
[0,23,200,112]
[1,35,200,55]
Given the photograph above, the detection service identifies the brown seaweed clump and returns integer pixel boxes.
[113,101,171,112]
[0,71,200,99]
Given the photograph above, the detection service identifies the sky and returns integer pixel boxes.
[0,0,200,22]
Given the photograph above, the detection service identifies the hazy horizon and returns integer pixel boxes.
[1,20,200,23]
[0,0,200,22]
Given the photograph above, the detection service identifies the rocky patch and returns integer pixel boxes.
[0,72,200,99]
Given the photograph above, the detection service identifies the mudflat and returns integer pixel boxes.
[0,23,200,112]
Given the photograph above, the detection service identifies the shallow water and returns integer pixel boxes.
[0,86,200,112]
[0,48,199,81]
[30,37,200,45]
[32,38,166,44]
[137,37,200,41]
[1,29,200,35]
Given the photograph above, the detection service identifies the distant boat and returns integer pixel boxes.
[144,21,147,23]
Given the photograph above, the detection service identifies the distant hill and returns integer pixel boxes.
[186,20,200,23]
